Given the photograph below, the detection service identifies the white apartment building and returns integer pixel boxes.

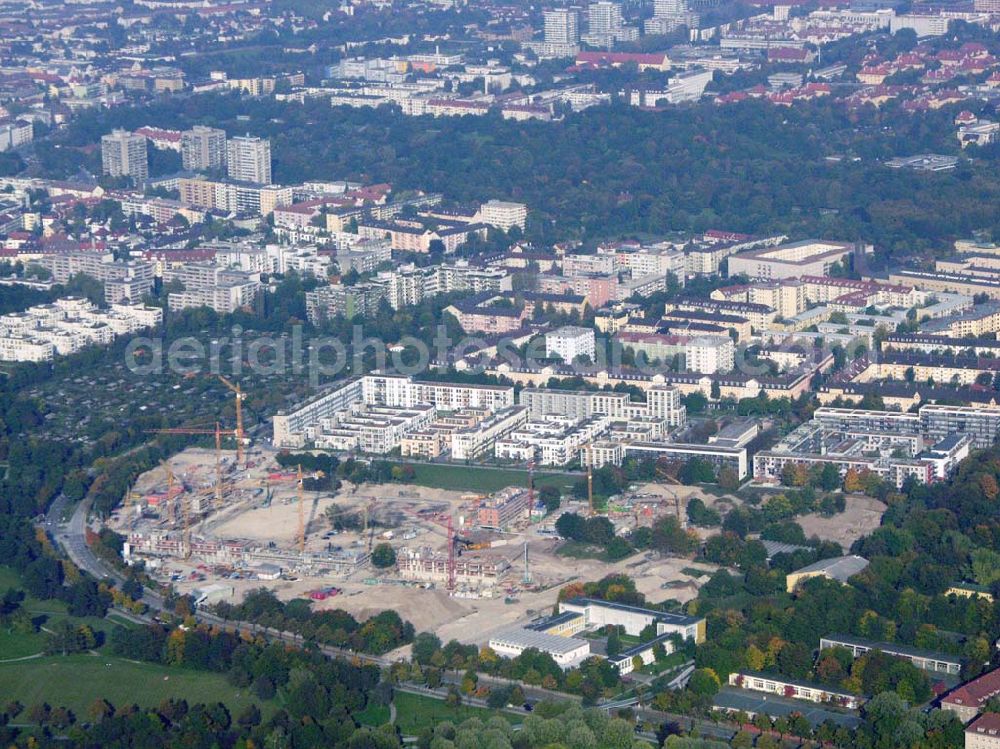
[544,8,580,45]
[0,335,54,361]
[273,379,366,448]
[519,385,685,427]
[606,245,686,282]
[477,199,527,232]
[451,406,529,460]
[101,129,148,180]
[0,298,162,361]
[362,373,514,411]
[686,336,735,374]
[545,326,596,363]
[889,13,950,36]
[0,120,33,152]
[272,374,515,449]
[226,135,272,184]
[496,414,610,466]
[584,0,635,46]
[728,239,855,280]
[315,403,435,453]
[165,264,262,314]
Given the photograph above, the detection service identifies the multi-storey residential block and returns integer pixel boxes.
[545,326,596,363]
[544,8,580,45]
[35,253,154,304]
[0,120,33,152]
[226,135,272,184]
[476,199,527,231]
[728,239,858,280]
[101,129,148,180]
[181,126,227,171]
[164,264,261,313]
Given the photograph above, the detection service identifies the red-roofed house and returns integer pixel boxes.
[135,126,182,152]
[858,66,891,85]
[574,51,670,71]
[942,667,1000,723]
[960,42,989,58]
[768,47,814,63]
[965,713,1000,749]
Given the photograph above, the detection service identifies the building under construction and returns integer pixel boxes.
[124,530,370,577]
[476,487,531,530]
[396,546,511,589]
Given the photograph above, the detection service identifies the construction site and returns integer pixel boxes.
[108,425,719,646]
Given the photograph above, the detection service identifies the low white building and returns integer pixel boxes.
[488,627,591,668]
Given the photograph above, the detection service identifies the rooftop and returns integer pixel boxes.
[821,633,961,665]
[943,667,1000,707]
[791,555,869,582]
[564,597,704,627]
[967,714,1000,738]
[489,627,591,656]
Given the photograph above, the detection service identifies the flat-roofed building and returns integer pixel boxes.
[786,555,869,592]
[820,634,961,678]
[624,441,748,479]
[728,671,864,710]
[477,199,527,231]
[545,325,596,363]
[728,239,856,280]
[920,404,1000,449]
[488,627,591,668]
[559,597,706,643]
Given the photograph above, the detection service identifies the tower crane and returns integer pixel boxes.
[268,466,324,553]
[527,459,535,510]
[159,459,193,558]
[217,375,246,467]
[655,463,685,527]
[400,506,457,592]
[147,423,230,510]
[581,442,596,516]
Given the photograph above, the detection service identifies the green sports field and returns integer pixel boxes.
[392,462,580,494]
[0,654,272,718]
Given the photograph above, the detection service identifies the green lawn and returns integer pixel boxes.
[391,463,580,494]
[640,651,688,675]
[0,566,23,589]
[0,566,127,660]
[0,628,47,660]
[354,701,391,726]
[0,654,273,719]
[393,691,515,735]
